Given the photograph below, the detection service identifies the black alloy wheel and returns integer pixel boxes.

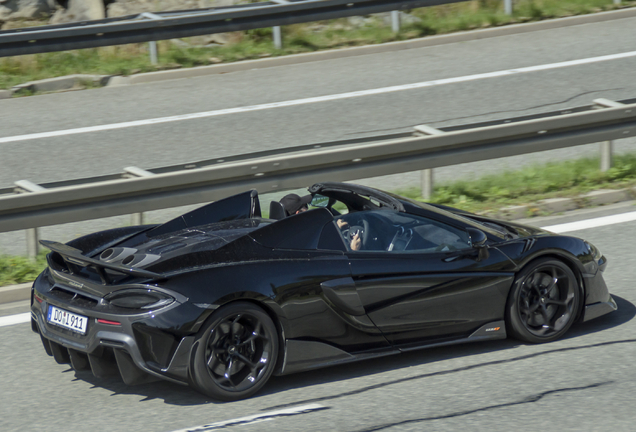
[506,258,580,343]
[191,302,278,401]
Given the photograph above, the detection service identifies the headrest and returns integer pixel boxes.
[269,201,287,220]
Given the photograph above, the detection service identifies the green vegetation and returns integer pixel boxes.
[396,153,636,214]
[2,152,636,286]
[0,251,48,286]
[1,0,634,89]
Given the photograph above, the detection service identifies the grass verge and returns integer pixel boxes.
[1,0,635,89]
[0,251,48,287]
[1,152,636,287]
[397,152,636,214]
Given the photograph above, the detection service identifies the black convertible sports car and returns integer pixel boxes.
[30,182,616,400]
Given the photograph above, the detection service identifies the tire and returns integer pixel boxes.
[191,302,279,401]
[506,258,581,344]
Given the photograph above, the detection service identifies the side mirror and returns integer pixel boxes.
[467,228,487,247]
[466,228,489,261]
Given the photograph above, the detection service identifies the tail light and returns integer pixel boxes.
[105,289,174,310]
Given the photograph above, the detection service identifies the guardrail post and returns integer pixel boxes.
[124,166,155,225]
[270,0,289,49]
[391,11,400,33]
[273,26,282,49]
[421,169,433,200]
[413,124,445,200]
[600,141,613,172]
[149,41,158,65]
[14,180,46,259]
[139,12,162,65]
[593,98,625,172]
[504,0,513,15]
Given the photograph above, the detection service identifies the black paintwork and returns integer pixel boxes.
[30,182,616,390]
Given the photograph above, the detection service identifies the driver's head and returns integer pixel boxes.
[280,194,312,216]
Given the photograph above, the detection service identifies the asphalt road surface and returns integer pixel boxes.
[2,15,636,255]
[1,203,635,431]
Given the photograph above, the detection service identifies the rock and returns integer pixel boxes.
[170,38,191,48]
[49,0,105,24]
[185,34,223,46]
[347,16,373,27]
[348,12,422,29]
[106,0,235,18]
[0,0,54,20]
[208,56,223,63]
[379,11,421,27]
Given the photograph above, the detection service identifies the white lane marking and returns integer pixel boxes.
[2,50,636,145]
[0,312,30,327]
[170,403,326,432]
[541,211,636,233]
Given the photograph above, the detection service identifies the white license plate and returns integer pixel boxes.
[47,306,88,334]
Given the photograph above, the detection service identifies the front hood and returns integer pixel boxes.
[453,213,553,239]
[406,201,551,240]
[95,219,270,269]
[444,212,553,240]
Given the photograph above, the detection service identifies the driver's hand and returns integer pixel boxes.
[337,219,349,229]
[351,233,361,251]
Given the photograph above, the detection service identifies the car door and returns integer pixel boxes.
[339,210,514,349]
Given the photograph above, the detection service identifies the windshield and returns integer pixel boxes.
[384,193,506,239]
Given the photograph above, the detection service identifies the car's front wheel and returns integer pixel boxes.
[191,302,279,401]
[506,258,581,343]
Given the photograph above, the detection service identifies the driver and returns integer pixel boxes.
[279,194,312,216]
[336,218,362,251]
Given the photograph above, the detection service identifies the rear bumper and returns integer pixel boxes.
[30,270,197,386]
[31,305,193,386]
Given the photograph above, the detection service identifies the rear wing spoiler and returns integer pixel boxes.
[40,240,163,281]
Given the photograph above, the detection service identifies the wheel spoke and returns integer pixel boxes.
[539,305,551,326]
[231,315,244,340]
[544,277,558,295]
[207,353,221,369]
[238,322,268,346]
[545,299,566,306]
[546,291,575,307]
[224,358,234,380]
[217,375,236,390]
[235,353,259,371]
[536,325,552,335]
[218,321,231,336]
[528,273,541,292]
[554,312,571,331]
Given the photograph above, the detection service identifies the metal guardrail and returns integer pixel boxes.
[0,0,466,57]
[1,98,635,235]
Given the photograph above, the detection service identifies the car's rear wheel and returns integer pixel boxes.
[191,302,278,401]
[506,258,580,343]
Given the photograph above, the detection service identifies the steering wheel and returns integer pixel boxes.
[348,219,370,249]
[387,225,403,252]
